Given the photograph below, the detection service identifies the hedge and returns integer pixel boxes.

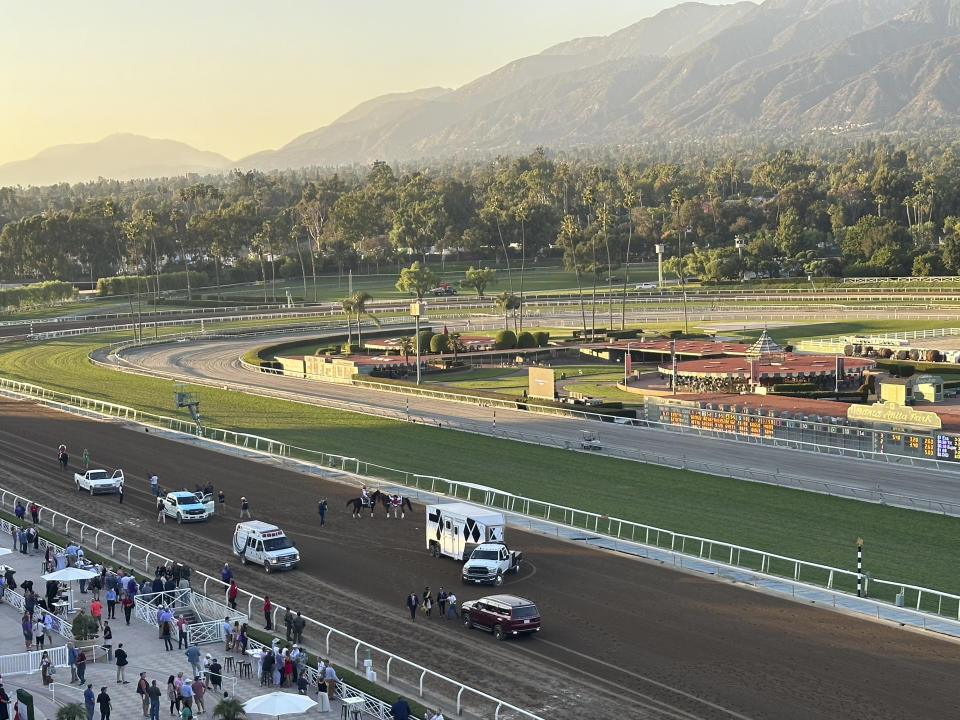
[0,280,76,310]
[533,331,550,347]
[96,271,208,296]
[429,334,450,353]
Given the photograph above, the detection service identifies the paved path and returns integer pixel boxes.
[0,548,373,720]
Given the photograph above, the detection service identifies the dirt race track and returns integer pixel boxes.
[1,397,959,719]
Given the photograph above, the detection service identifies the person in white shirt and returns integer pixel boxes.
[445,592,458,618]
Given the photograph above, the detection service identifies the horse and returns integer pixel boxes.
[381,493,413,519]
[58,451,68,470]
[346,489,382,518]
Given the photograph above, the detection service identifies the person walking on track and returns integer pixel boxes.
[240,497,251,519]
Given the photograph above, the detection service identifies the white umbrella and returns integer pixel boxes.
[42,567,97,582]
[243,691,317,719]
[42,567,98,612]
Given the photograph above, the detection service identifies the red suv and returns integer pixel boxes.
[461,594,541,640]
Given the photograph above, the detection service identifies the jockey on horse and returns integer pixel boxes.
[58,443,68,469]
[361,484,372,507]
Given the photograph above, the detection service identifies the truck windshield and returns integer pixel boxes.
[176,497,197,506]
[88,471,109,480]
[471,550,499,560]
[263,537,293,551]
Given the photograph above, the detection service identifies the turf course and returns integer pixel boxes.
[0,326,958,610]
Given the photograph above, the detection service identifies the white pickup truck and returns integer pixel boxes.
[162,491,214,523]
[74,468,124,495]
[461,541,523,586]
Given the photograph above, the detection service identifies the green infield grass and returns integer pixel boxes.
[0,331,959,608]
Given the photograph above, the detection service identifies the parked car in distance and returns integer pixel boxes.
[461,594,541,640]
[635,282,658,290]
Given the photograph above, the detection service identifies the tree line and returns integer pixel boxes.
[2,136,960,300]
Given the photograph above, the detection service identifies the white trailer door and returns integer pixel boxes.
[442,519,462,559]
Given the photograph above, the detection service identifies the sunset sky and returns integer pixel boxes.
[0,1,733,164]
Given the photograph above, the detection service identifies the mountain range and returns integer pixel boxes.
[3,0,960,186]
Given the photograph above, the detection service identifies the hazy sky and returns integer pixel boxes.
[1,1,735,164]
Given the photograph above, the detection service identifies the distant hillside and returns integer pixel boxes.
[241,0,960,169]
[0,134,233,187]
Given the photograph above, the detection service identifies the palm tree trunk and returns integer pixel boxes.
[518,221,525,333]
[620,224,633,331]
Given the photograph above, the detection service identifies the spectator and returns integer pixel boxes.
[147,680,162,720]
[323,661,339,701]
[115,642,129,684]
[263,595,272,629]
[179,677,194,713]
[84,683,95,720]
[391,695,412,718]
[186,644,202,677]
[222,617,233,652]
[14,501,25,521]
[177,614,189,649]
[220,564,232,583]
[190,677,205,714]
[446,591,458,618]
[105,586,117,619]
[76,648,87,684]
[102,621,113,661]
[292,611,305,643]
[227,581,238,610]
[121,591,134,625]
[167,675,181,716]
[208,658,222,693]
[29,502,39,524]
[90,598,103,629]
[96,686,112,720]
[136,672,150,716]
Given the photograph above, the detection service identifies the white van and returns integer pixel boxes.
[232,521,300,572]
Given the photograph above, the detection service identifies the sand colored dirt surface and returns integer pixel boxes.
[1,396,959,719]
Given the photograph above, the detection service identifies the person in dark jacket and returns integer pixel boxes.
[391,697,412,720]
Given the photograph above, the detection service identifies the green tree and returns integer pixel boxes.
[430,333,450,353]
[464,266,496,298]
[390,175,447,263]
[212,696,247,720]
[395,261,438,299]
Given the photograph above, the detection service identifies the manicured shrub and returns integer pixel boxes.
[533,331,550,347]
[494,330,517,350]
[843,345,854,356]
[516,331,536,348]
[417,330,435,352]
[430,334,450,353]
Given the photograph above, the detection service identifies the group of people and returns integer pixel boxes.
[407,586,458,620]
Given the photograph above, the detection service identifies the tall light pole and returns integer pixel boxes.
[655,243,665,288]
[410,301,424,385]
[735,235,745,281]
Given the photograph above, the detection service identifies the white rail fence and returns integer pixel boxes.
[0,486,542,720]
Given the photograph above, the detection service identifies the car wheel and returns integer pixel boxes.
[462,613,472,629]
[430,545,439,558]
[264,564,271,574]
[75,482,80,492]
[177,513,183,525]
[89,488,94,496]
[493,624,505,641]
[494,572,503,587]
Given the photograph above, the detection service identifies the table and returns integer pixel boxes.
[52,601,70,617]
[340,696,363,720]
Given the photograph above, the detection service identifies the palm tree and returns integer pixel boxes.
[351,291,381,349]
[340,295,357,348]
[448,331,466,364]
[494,291,520,331]
[212,697,247,720]
[398,335,414,364]
[56,704,87,720]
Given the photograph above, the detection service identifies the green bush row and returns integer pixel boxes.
[96,271,208,296]
[0,280,76,310]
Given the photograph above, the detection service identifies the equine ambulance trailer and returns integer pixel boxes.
[426,502,506,561]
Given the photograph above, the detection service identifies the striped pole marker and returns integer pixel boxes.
[856,536,864,597]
